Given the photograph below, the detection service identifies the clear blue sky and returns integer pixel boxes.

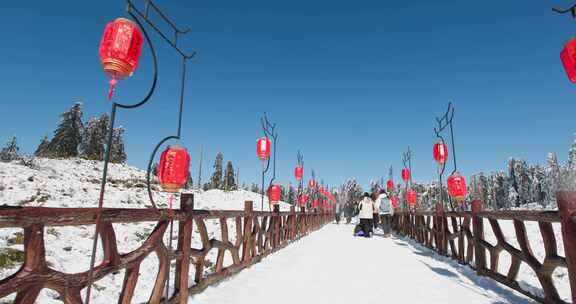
[1,0,575,189]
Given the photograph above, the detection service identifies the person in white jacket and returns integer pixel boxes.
[357,192,375,237]
[376,190,393,236]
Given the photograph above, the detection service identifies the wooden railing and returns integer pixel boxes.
[392,191,576,304]
[0,193,333,303]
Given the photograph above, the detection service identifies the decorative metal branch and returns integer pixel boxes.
[260,112,278,211]
[86,1,195,303]
[434,102,457,212]
[402,146,412,210]
[297,150,304,197]
[553,3,576,18]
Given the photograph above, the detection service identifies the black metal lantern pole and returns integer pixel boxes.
[297,150,304,201]
[434,102,458,211]
[434,102,466,251]
[260,113,278,211]
[402,147,412,211]
[85,1,195,303]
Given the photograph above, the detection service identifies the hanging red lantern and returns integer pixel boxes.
[158,145,190,193]
[433,142,449,165]
[401,168,411,183]
[391,196,398,209]
[561,38,576,83]
[256,137,271,161]
[99,18,144,100]
[308,179,317,189]
[295,165,303,181]
[312,199,319,209]
[448,172,467,204]
[386,179,394,191]
[406,189,417,206]
[268,184,281,204]
[298,194,308,207]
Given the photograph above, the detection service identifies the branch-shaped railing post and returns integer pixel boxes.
[260,113,278,211]
[85,1,196,303]
[402,147,412,211]
[434,102,466,263]
[434,102,456,212]
[297,150,304,203]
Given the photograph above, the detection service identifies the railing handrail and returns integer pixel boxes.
[394,209,561,223]
[0,205,319,228]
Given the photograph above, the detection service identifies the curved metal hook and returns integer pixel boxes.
[113,11,159,109]
[146,135,180,209]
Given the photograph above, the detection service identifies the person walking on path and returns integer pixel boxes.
[358,192,375,237]
[376,190,393,236]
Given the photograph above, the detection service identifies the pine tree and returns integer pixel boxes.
[223,161,236,191]
[80,114,108,160]
[47,103,83,158]
[0,136,20,162]
[250,183,260,193]
[34,135,50,157]
[568,135,576,170]
[109,127,126,163]
[210,153,224,189]
[286,183,295,205]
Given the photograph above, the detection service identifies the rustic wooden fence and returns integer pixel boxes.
[0,193,333,304]
[392,191,576,304]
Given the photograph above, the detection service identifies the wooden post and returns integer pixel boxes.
[242,201,253,262]
[435,203,445,256]
[174,193,193,304]
[558,191,576,303]
[471,200,486,275]
[290,206,296,240]
[273,204,280,249]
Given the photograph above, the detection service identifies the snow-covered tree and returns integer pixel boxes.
[80,114,108,160]
[0,136,20,162]
[250,183,261,193]
[34,135,50,157]
[210,153,224,189]
[286,183,296,205]
[223,161,236,191]
[47,103,83,158]
[109,127,126,163]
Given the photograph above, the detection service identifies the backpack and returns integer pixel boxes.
[379,197,391,214]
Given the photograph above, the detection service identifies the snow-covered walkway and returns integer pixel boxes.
[190,223,534,304]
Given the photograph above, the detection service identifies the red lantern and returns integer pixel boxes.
[433,142,449,165]
[298,194,308,207]
[158,145,190,193]
[295,165,303,181]
[401,168,411,183]
[386,179,394,191]
[406,189,417,206]
[268,184,281,204]
[308,179,317,189]
[312,199,319,209]
[561,38,576,83]
[99,18,144,100]
[256,137,271,161]
[391,196,398,209]
[448,172,467,203]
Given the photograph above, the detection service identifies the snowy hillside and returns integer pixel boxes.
[0,158,291,303]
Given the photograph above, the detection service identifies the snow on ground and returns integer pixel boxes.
[0,158,569,303]
[482,219,570,301]
[191,223,534,304]
[0,158,289,303]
